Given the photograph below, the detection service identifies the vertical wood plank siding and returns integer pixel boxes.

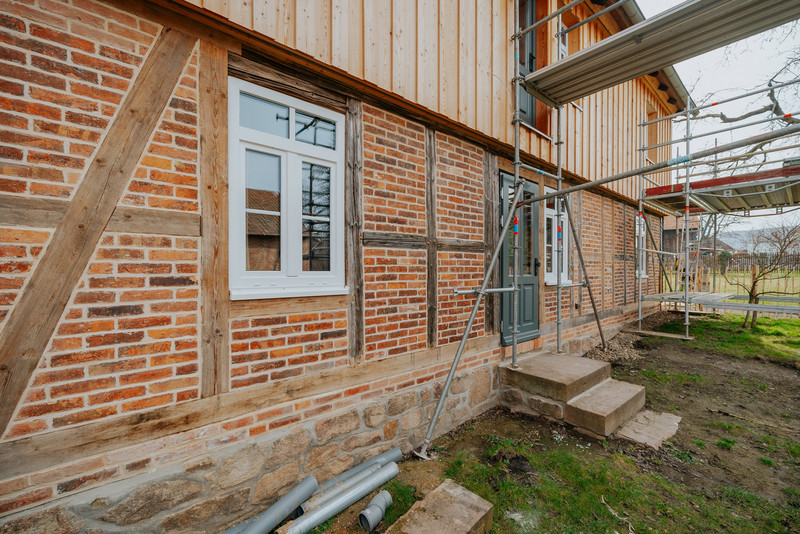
[190,0,674,197]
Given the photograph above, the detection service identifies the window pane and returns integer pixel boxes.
[303,219,330,272]
[522,197,533,275]
[247,213,280,271]
[295,112,336,149]
[302,163,331,218]
[245,150,280,272]
[245,150,280,212]
[240,93,289,137]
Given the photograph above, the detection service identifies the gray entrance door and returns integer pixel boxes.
[500,173,540,345]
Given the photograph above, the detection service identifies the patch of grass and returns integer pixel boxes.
[308,517,335,533]
[693,439,706,448]
[381,479,419,527]
[641,369,705,385]
[444,437,797,533]
[759,457,775,467]
[784,487,800,509]
[658,315,800,367]
[717,438,737,450]
[708,420,744,433]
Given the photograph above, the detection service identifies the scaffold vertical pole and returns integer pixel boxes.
[683,107,691,339]
[556,105,564,352]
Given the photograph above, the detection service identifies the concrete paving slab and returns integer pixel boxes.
[565,379,645,436]
[616,410,682,449]
[385,479,492,534]
[501,353,610,401]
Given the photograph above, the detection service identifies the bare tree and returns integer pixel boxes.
[721,217,800,329]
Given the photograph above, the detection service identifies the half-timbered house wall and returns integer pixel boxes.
[0,0,669,531]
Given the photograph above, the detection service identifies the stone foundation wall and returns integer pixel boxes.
[0,360,499,534]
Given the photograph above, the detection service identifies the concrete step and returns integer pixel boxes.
[385,479,492,534]
[565,379,645,437]
[501,352,610,402]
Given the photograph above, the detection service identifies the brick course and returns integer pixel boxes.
[0,0,158,199]
[435,133,484,241]
[363,247,427,360]
[361,105,426,235]
[6,232,200,439]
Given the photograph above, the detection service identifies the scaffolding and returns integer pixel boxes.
[415,0,800,459]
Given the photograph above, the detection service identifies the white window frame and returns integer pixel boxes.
[544,188,571,286]
[228,77,347,300]
[636,213,649,279]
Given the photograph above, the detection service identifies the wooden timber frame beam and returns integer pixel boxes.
[0,28,197,435]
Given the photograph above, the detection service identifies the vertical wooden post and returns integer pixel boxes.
[426,128,438,346]
[199,41,230,397]
[483,152,499,334]
[346,98,365,363]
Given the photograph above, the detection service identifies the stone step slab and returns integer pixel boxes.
[385,479,492,534]
[501,352,610,402]
[565,379,645,437]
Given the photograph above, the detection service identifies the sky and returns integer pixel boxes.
[637,0,800,232]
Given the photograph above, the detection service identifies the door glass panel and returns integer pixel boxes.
[522,193,533,275]
[245,149,280,272]
[545,217,553,274]
[240,93,289,137]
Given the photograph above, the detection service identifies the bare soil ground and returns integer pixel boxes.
[306,311,800,533]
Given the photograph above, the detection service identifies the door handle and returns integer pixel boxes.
[534,258,541,276]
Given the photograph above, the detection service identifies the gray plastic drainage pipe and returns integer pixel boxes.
[312,447,402,496]
[300,462,383,513]
[281,462,399,534]
[359,490,392,532]
[235,476,318,534]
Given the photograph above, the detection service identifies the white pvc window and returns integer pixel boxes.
[544,188,570,285]
[228,77,346,299]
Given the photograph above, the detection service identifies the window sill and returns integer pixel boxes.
[544,279,573,287]
[230,286,350,301]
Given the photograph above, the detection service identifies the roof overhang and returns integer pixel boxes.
[524,0,800,107]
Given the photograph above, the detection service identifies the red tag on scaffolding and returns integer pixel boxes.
[513,216,519,235]
[557,225,562,241]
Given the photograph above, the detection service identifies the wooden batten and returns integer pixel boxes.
[0,29,198,435]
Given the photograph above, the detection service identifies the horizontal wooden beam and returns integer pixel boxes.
[437,238,485,253]
[230,294,348,318]
[0,194,200,236]
[362,232,427,250]
[0,334,499,478]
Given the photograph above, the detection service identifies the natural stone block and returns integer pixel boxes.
[253,461,299,503]
[450,375,468,395]
[400,408,424,431]
[342,430,382,451]
[161,489,249,532]
[383,419,399,441]
[385,479,492,534]
[315,410,360,441]
[420,388,432,404]
[387,391,417,416]
[0,507,83,534]
[218,446,265,489]
[311,455,353,485]
[502,389,523,405]
[469,367,491,407]
[264,428,312,469]
[528,394,564,420]
[363,404,386,428]
[101,480,204,525]
[304,443,339,472]
[185,456,216,472]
